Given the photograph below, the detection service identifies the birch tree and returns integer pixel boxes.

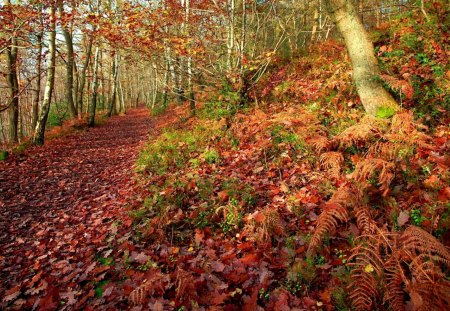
[59,0,77,117]
[323,0,399,116]
[33,1,57,145]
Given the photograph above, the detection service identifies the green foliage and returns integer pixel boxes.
[221,178,256,207]
[218,198,243,234]
[285,259,316,294]
[0,150,9,161]
[47,102,69,127]
[151,104,168,116]
[193,207,214,229]
[332,287,349,311]
[137,125,222,175]
[410,208,427,226]
[94,280,109,298]
[269,124,311,161]
[97,256,115,266]
[376,3,450,124]
[202,148,220,164]
[200,100,237,120]
[375,106,396,119]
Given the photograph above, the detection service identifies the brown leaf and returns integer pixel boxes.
[240,253,260,265]
[2,286,21,303]
[397,211,410,227]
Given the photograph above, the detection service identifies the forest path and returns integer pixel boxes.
[0,108,168,308]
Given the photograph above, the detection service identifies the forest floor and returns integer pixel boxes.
[0,108,182,309]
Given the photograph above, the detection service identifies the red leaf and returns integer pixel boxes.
[240,253,260,265]
[2,286,21,303]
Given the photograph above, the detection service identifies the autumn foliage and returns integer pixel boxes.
[1,1,449,310]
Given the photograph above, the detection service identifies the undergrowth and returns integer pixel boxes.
[129,4,449,309]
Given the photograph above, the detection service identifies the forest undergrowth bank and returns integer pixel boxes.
[126,7,449,310]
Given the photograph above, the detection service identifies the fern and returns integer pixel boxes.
[347,226,450,311]
[335,115,386,147]
[380,74,414,100]
[307,202,348,257]
[348,235,387,311]
[129,270,168,305]
[309,135,330,153]
[352,158,394,196]
[329,185,362,209]
[354,207,378,235]
[400,226,450,266]
[320,151,344,178]
[384,258,407,311]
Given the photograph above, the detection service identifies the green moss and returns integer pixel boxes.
[375,106,397,119]
[203,148,220,164]
[0,150,9,161]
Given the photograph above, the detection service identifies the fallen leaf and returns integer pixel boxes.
[397,211,410,227]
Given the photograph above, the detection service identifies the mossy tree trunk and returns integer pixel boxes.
[88,45,100,127]
[77,35,93,116]
[324,0,399,117]
[108,51,119,117]
[32,29,43,131]
[5,0,19,144]
[32,2,57,146]
[59,1,77,118]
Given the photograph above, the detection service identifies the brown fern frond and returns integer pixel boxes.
[307,202,348,257]
[335,115,387,147]
[129,270,168,305]
[380,75,414,100]
[354,207,378,235]
[309,135,330,153]
[368,141,404,160]
[174,268,198,302]
[320,151,344,178]
[387,112,433,150]
[400,226,450,266]
[347,237,385,311]
[390,112,416,135]
[407,261,450,311]
[352,158,395,195]
[384,258,407,311]
[329,185,362,209]
[386,132,433,150]
[245,207,286,247]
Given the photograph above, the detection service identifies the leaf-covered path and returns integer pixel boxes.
[0,108,162,309]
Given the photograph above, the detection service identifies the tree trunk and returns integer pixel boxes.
[5,0,19,144]
[88,45,100,127]
[77,35,93,116]
[176,56,184,104]
[59,1,77,118]
[32,30,43,131]
[119,79,126,114]
[108,51,119,117]
[33,3,57,145]
[227,0,235,71]
[324,0,399,117]
[185,0,195,114]
[311,3,320,43]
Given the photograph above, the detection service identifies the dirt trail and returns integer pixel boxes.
[0,108,160,308]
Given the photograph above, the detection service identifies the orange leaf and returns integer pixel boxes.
[240,253,260,265]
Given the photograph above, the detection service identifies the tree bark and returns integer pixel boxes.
[33,2,57,145]
[5,0,19,144]
[32,30,43,131]
[323,0,399,117]
[59,1,77,118]
[185,0,195,114]
[88,45,100,127]
[108,51,119,117]
[227,0,235,71]
[77,35,93,116]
